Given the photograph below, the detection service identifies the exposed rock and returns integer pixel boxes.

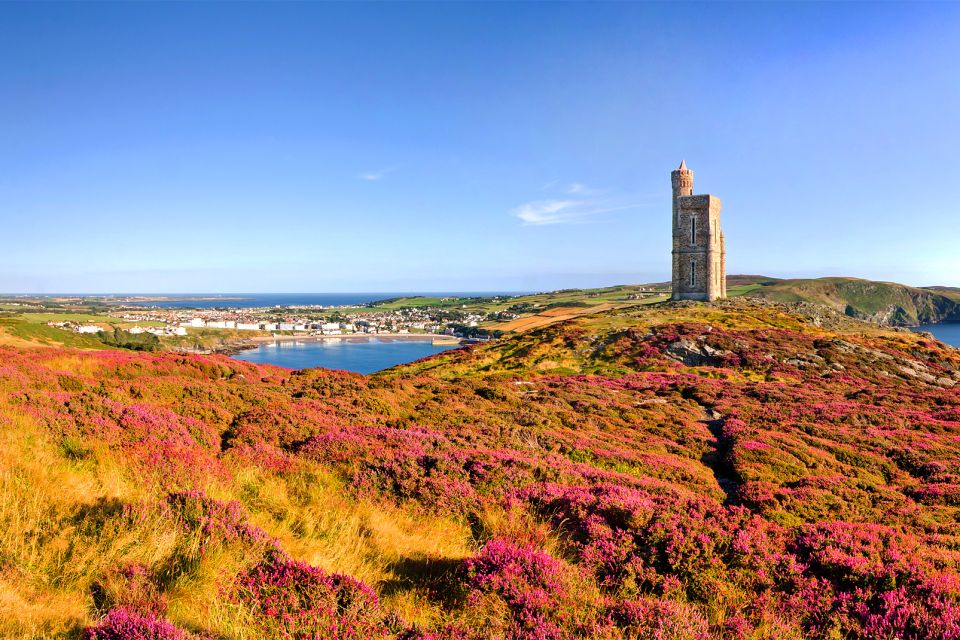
[664,339,733,367]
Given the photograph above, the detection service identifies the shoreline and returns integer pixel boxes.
[174,332,462,357]
[246,332,461,346]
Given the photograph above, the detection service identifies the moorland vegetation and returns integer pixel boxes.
[1,299,959,639]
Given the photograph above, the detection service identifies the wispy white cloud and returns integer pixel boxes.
[512,199,640,226]
[358,166,398,181]
[565,182,601,195]
[513,200,578,225]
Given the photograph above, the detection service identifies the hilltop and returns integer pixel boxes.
[1,299,959,639]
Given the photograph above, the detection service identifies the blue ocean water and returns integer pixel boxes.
[230,337,458,374]
[118,292,521,309]
[915,324,960,348]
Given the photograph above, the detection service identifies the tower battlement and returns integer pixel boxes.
[671,161,726,302]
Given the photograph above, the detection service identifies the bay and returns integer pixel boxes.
[914,323,960,348]
[230,337,459,374]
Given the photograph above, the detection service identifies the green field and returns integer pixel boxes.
[342,284,670,316]
[0,317,111,349]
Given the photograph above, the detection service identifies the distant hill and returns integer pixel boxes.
[925,285,960,303]
[725,274,782,287]
[740,276,960,326]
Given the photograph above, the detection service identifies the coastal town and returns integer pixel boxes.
[9,284,669,354]
[45,299,509,345]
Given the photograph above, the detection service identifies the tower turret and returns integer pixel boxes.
[671,160,693,196]
[670,160,694,226]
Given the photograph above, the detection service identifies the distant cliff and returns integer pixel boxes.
[743,276,960,326]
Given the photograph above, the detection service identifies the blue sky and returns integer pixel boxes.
[1,2,958,293]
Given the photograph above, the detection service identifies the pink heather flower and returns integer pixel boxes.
[607,596,709,640]
[234,548,387,639]
[83,607,189,640]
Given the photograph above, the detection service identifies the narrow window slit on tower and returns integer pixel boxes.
[690,259,696,287]
[691,217,696,245]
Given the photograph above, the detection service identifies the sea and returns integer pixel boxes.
[230,337,458,374]
[915,323,960,348]
[116,292,521,309]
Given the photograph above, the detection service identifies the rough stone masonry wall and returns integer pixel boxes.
[672,193,723,302]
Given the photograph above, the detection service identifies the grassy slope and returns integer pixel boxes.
[926,286,960,303]
[743,276,960,325]
[0,311,164,350]
[1,299,959,638]
[0,317,112,349]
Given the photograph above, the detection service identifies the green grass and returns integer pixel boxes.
[344,285,670,317]
[159,328,267,352]
[13,312,127,325]
[727,283,766,297]
[3,319,111,349]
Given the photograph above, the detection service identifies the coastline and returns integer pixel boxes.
[913,323,960,348]
[247,332,461,346]
[171,332,462,357]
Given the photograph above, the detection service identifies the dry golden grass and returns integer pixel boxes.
[0,329,41,348]
[225,466,474,629]
[0,401,478,637]
[0,407,192,637]
[39,354,107,377]
[0,577,87,639]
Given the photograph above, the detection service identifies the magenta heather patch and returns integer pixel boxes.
[235,548,388,639]
[465,539,596,640]
[788,522,960,638]
[83,607,189,640]
[607,597,709,640]
[396,626,473,640]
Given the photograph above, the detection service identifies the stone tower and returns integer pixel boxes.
[671,160,726,301]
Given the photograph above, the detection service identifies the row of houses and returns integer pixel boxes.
[53,323,188,337]
[184,318,357,334]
